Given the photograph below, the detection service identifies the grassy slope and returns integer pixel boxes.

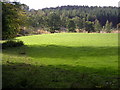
[2,33,118,88]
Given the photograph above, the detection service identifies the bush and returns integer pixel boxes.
[2,40,24,49]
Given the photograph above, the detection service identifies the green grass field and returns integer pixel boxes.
[2,33,118,88]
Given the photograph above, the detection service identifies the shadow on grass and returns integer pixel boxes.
[2,62,118,88]
[3,44,118,59]
[2,45,119,88]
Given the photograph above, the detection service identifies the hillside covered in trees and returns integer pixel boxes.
[2,1,120,39]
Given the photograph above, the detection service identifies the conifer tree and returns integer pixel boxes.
[105,20,112,33]
[94,19,102,33]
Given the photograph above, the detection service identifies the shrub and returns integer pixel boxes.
[2,40,24,49]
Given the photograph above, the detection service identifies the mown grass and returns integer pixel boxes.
[2,33,119,88]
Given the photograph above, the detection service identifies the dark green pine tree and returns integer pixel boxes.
[67,19,76,32]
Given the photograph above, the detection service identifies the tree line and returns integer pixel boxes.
[2,1,120,39]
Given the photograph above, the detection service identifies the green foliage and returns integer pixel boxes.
[28,13,45,29]
[2,40,24,49]
[2,2,19,39]
[1,2,118,38]
[2,2,27,40]
[85,21,94,33]
[104,20,112,33]
[47,12,61,33]
[67,19,76,32]
[25,5,118,33]
[72,16,84,29]
[42,5,118,27]
[94,19,102,33]
[117,23,120,30]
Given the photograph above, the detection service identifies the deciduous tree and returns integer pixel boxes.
[2,2,27,39]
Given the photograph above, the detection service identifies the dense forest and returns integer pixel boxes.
[2,1,120,39]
